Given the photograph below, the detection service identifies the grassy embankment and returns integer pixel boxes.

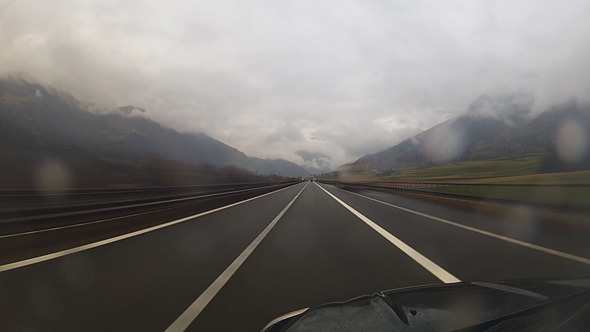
[376,154,590,206]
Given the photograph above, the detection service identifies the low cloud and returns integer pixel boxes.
[467,91,535,126]
[295,150,331,170]
[2,0,589,169]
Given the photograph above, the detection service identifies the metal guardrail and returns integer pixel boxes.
[318,180,590,213]
[0,182,282,196]
[0,181,300,219]
[354,181,590,188]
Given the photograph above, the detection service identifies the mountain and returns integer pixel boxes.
[0,75,308,188]
[356,116,517,170]
[355,94,590,172]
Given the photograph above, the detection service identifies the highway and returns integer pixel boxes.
[1,181,589,331]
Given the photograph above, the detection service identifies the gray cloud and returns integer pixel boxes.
[295,150,331,170]
[295,151,330,163]
[1,0,589,168]
[467,91,535,126]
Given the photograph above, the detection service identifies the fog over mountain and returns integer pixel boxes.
[355,93,590,172]
[466,92,534,126]
[1,1,589,169]
[0,76,308,188]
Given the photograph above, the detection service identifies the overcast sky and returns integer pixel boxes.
[1,0,589,170]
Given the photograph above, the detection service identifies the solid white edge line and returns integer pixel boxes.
[0,206,178,239]
[315,182,461,284]
[1,183,286,225]
[165,182,309,332]
[345,186,590,265]
[0,183,302,273]
[2,185,292,239]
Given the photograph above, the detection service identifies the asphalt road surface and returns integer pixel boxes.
[1,181,589,331]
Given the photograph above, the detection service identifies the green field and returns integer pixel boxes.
[382,154,547,182]
[367,155,590,206]
[474,170,590,185]
[379,154,590,183]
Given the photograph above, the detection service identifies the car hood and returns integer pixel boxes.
[262,277,590,332]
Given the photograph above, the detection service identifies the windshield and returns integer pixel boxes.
[1,1,589,331]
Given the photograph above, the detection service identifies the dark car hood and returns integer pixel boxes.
[262,277,590,332]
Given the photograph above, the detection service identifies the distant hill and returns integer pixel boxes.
[355,94,590,173]
[0,75,308,188]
